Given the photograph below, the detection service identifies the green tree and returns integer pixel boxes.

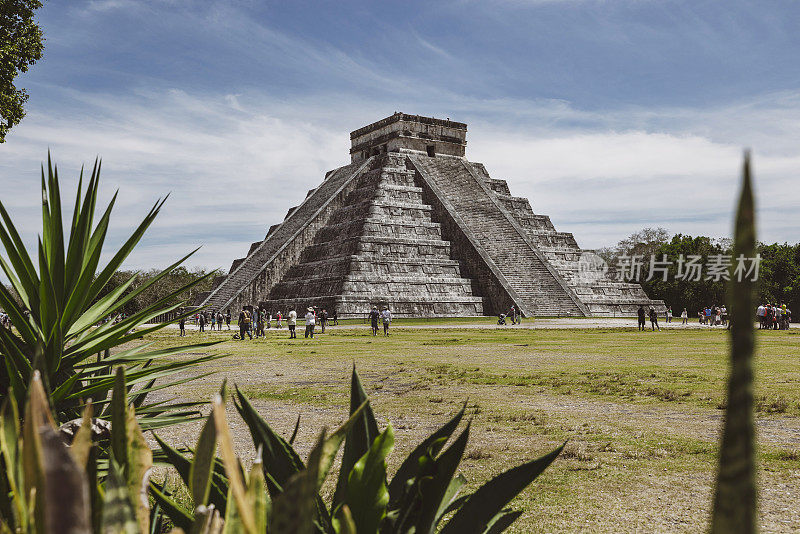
[642,234,729,314]
[757,242,800,313]
[0,0,44,142]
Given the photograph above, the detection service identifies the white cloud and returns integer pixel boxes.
[1,87,799,276]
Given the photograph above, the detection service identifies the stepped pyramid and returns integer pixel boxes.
[195,113,665,317]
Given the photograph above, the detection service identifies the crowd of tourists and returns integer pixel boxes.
[630,302,793,331]
[179,306,352,339]
[698,305,729,327]
[756,303,792,330]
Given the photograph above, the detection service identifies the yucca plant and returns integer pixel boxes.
[153,367,564,534]
[0,155,221,430]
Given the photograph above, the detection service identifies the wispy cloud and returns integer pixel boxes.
[2,0,798,274]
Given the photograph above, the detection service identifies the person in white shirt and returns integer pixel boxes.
[756,304,766,329]
[381,307,392,336]
[304,307,316,338]
[680,308,688,325]
[288,309,297,338]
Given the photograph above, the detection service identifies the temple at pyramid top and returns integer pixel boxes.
[195,113,665,317]
[350,113,467,162]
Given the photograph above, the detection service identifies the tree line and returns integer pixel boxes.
[598,227,800,315]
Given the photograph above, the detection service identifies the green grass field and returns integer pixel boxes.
[143,324,800,532]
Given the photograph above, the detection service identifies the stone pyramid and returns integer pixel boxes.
[195,113,665,317]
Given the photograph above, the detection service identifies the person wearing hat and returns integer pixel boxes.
[304,307,316,338]
[381,306,392,336]
[369,305,380,336]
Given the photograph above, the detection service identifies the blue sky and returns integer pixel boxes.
[2,0,799,272]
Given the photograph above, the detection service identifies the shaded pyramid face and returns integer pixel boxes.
[196,114,664,317]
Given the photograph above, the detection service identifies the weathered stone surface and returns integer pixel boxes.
[196,114,665,317]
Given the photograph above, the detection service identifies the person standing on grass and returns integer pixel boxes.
[304,307,316,338]
[276,311,283,328]
[649,307,660,331]
[369,306,380,336]
[637,305,646,331]
[666,307,672,323]
[509,305,518,325]
[226,310,231,330]
[381,307,392,336]
[332,309,338,325]
[179,316,186,337]
[198,312,206,333]
[681,308,688,325]
[756,303,766,329]
[288,308,297,338]
[238,308,252,340]
[320,309,328,334]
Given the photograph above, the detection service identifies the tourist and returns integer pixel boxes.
[681,308,688,325]
[637,305,646,331]
[509,305,518,325]
[649,307,660,331]
[332,309,338,325]
[258,308,266,337]
[266,311,271,329]
[225,310,231,330]
[304,307,316,338]
[666,307,673,323]
[217,312,224,330]
[179,315,186,337]
[237,308,252,340]
[288,308,297,338]
[276,310,283,328]
[369,306,380,336]
[381,307,392,336]
[320,309,328,333]
[721,306,728,326]
[756,303,766,329]
[705,306,712,325]
[198,312,206,332]
[210,312,216,330]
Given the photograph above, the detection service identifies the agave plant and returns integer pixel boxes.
[0,368,162,533]
[710,153,758,533]
[152,367,564,533]
[0,155,221,429]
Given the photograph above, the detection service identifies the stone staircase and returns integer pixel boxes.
[195,158,373,313]
[467,162,666,316]
[408,155,587,316]
[258,153,485,317]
